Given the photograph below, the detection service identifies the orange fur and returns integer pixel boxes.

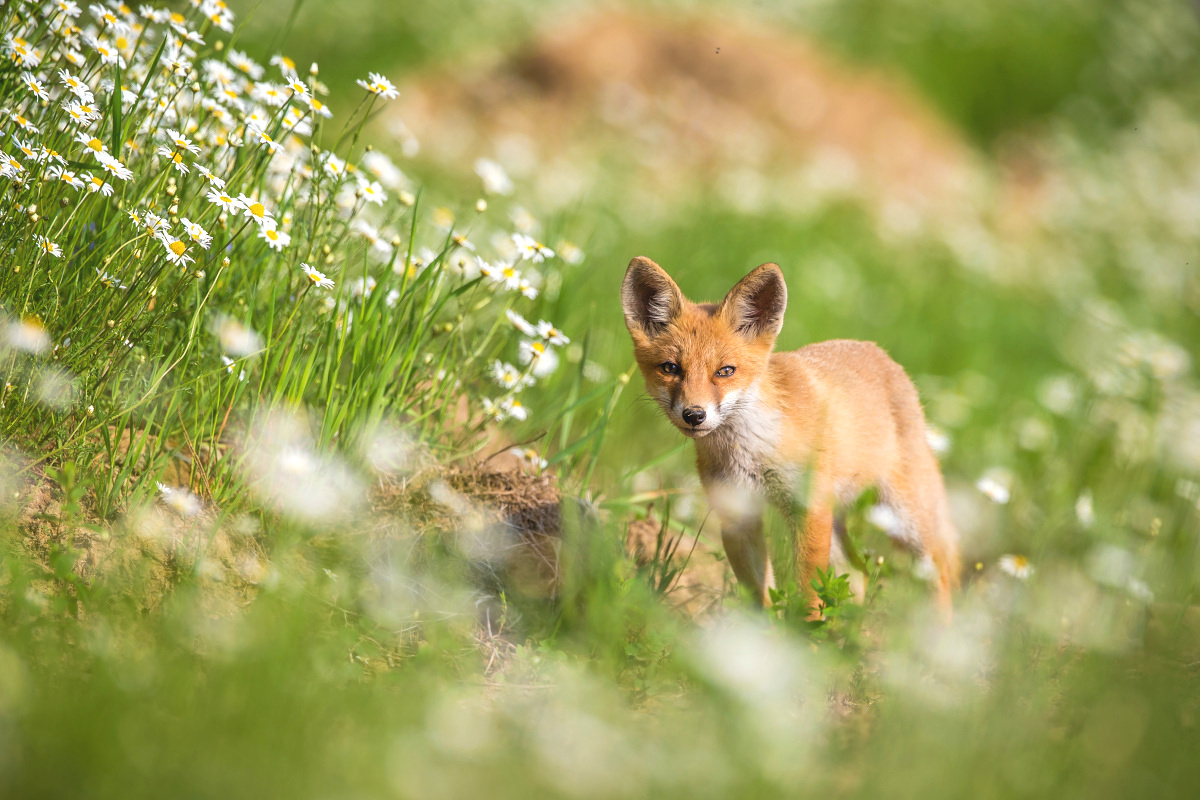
[622,256,960,617]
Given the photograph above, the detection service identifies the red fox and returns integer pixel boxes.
[621,257,960,617]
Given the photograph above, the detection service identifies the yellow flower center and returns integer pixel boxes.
[281,56,295,70]
[503,267,515,278]
[91,177,103,186]
[532,342,545,354]
[249,202,264,218]
[266,230,278,241]
[172,152,183,163]
[170,12,184,24]
[169,241,186,256]
[116,36,128,49]
[86,138,102,151]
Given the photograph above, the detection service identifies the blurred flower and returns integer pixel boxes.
[925,424,951,455]
[1075,490,1095,528]
[475,158,513,195]
[512,232,554,263]
[976,472,1011,504]
[356,71,397,99]
[998,554,1033,580]
[510,447,547,470]
[6,318,51,355]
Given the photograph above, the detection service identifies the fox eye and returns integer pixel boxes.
[716,365,736,378]
[660,361,680,375]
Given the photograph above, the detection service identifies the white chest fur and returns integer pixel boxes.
[694,385,784,486]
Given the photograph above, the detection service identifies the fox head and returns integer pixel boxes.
[621,256,787,437]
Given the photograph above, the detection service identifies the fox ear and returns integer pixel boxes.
[721,263,787,340]
[622,256,684,337]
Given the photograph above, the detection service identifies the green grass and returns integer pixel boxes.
[3,0,1200,797]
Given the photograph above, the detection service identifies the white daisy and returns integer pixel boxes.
[300,262,334,289]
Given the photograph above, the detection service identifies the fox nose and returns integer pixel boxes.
[682,406,706,427]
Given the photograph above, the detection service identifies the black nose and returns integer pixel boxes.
[682,406,706,427]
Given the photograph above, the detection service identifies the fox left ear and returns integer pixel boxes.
[721,263,787,340]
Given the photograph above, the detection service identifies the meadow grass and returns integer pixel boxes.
[2,1,1200,798]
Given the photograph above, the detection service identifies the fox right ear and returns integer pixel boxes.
[622,257,684,337]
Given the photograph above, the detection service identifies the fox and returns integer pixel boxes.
[621,256,960,617]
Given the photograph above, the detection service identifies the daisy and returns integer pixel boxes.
[305,95,333,119]
[35,235,63,258]
[58,69,93,100]
[162,128,200,153]
[270,53,298,76]
[300,262,334,289]
[247,126,281,154]
[258,224,290,251]
[156,146,190,174]
[510,447,548,471]
[1,153,26,180]
[286,78,310,99]
[95,268,126,288]
[496,262,521,291]
[75,132,110,158]
[506,309,537,336]
[20,72,48,100]
[519,339,559,377]
[518,279,538,300]
[10,113,40,134]
[89,3,131,34]
[358,179,386,205]
[194,165,224,188]
[48,166,85,190]
[356,71,398,99]
[536,320,569,346]
[179,218,213,249]
[6,35,43,67]
[56,1,83,18]
[206,188,244,213]
[321,153,346,179]
[512,232,555,263]
[12,138,37,160]
[250,81,287,107]
[228,49,264,79]
[36,146,66,165]
[97,154,133,181]
[237,195,274,227]
[481,398,505,421]
[998,554,1033,580]
[141,211,169,237]
[85,173,114,195]
[160,236,195,266]
[64,101,102,124]
[220,355,246,382]
[500,398,528,421]
[90,37,124,66]
[491,360,534,391]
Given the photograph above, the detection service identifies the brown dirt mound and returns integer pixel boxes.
[397,9,977,228]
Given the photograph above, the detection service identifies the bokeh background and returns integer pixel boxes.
[4,1,1200,797]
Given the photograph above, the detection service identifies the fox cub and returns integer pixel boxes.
[622,257,960,616]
